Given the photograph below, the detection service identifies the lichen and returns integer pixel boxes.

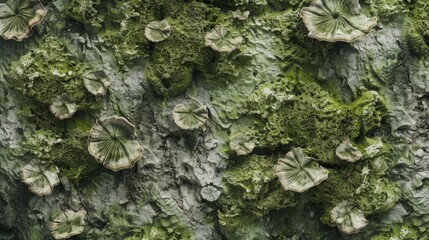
[50,209,86,239]
[88,116,143,171]
[336,139,363,162]
[20,160,60,196]
[83,71,111,96]
[204,25,244,53]
[144,20,171,43]
[274,147,329,193]
[0,0,47,41]
[172,99,209,130]
[300,0,377,42]
[330,200,368,234]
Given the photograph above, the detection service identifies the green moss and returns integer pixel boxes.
[92,0,219,95]
[8,36,96,109]
[140,217,192,240]
[145,62,193,97]
[370,224,423,240]
[21,111,101,181]
[97,201,191,240]
[218,155,296,239]
[350,91,387,132]
[22,129,62,160]
[310,158,398,217]
[363,0,408,19]
[54,113,101,181]
[355,176,400,214]
[66,0,104,33]
[145,1,216,97]
[308,167,363,209]
[402,0,429,57]
[242,67,386,163]
[97,0,154,67]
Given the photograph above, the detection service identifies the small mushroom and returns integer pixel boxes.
[273,148,329,193]
[83,71,111,96]
[50,94,78,120]
[20,160,60,196]
[144,20,171,42]
[88,116,143,171]
[299,0,377,42]
[172,99,208,130]
[232,10,250,20]
[50,209,86,239]
[330,200,369,234]
[0,0,47,41]
[335,140,363,162]
[204,25,243,53]
[201,186,221,202]
[229,133,255,156]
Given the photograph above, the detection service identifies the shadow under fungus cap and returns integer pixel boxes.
[330,200,369,234]
[50,209,86,239]
[88,116,143,171]
[0,0,47,41]
[144,19,171,42]
[20,160,60,196]
[273,147,329,193]
[204,25,243,53]
[300,0,377,42]
[172,99,209,130]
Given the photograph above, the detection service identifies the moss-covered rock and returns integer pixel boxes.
[8,36,96,109]
[144,1,216,97]
[65,0,104,33]
[243,67,386,163]
[217,155,296,239]
[310,162,399,221]
[370,224,422,240]
[22,113,101,181]
[402,0,429,57]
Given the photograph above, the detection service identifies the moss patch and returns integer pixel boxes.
[243,67,386,163]
[8,36,96,109]
[217,155,296,239]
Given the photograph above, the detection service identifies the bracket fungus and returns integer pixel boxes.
[172,99,208,130]
[144,20,171,42]
[330,200,369,234]
[50,209,86,239]
[232,10,250,21]
[50,94,78,120]
[299,0,377,42]
[83,71,111,96]
[204,25,243,53]
[335,140,363,162]
[20,160,60,196]
[0,0,47,41]
[88,116,143,171]
[273,148,329,193]
[229,133,256,156]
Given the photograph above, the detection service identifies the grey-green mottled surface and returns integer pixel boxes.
[1,0,429,240]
